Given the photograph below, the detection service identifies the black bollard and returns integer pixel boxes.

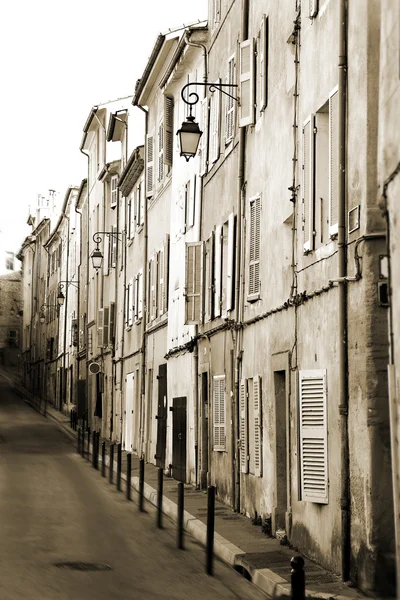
[74,411,77,431]
[94,432,99,470]
[109,444,114,483]
[126,454,132,500]
[157,468,163,529]
[117,444,122,491]
[87,428,91,460]
[177,481,184,549]
[206,485,215,575]
[92,431,96,468]
[70,409,72,428]
[80,426,85,457]
[77,427,81,454]
[101,441,106,477]
[139,458,145,512]
[291,556,305,600]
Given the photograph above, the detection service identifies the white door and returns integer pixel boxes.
[124,373,134,451]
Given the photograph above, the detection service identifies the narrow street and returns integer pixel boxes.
[0,375,268,600]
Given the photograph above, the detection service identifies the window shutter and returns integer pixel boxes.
[130,192,136,237]
[199,98,209,176]
[146,134,154,197]
[109,302,115,344]
[239,39,255,127]
[185,242,204,324]
[253,375,262,477]
[103,234,110,275]
[158,121,164,182]
[125,285,129,327]
[212,0,221,26]
[248,195,261,298]
[128,280,134,326]
[139,181,145,226]
[111,175,118,207]
[133,276,139,321]
[214,225,222,317]
[225,55,236,144]
[259,16,268,112]
[309,0,319,18]
[138,269,143,319]
[158,246,164,315]
[164,96,174,167]
[329,89,339,236]
[213,375,226,451]
[206,232,215,321]
[164,236,169,312]
[97,308,104,347]
[188,174,196,229]
[303,116,315,253]
[209,80,221,164]
[299,370,328,504]
[226,213,235,311]
[103,306,110,347]
[110,227,117,268]
[240,379,249,473]
[149,256,157,321]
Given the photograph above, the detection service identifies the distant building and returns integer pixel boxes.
[0,271,22,367]
[0,231,20,276]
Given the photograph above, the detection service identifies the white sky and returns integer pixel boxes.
[0,0,208,253]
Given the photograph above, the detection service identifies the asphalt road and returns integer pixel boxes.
[0,376,270,600]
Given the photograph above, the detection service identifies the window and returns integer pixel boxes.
[299,369,328,504]
[164,96,174,168]
[309,0,319,18]
[185,242,204,324]
[302,88,339,253]
[97,308,104,347]
[157,119,164,183]
[127,195,133,240]
[225,55,236,144]
[248,195,261,300]
[5,252,14,271]
[213,375,226,451]
[110,175,118,208]
[157,237,169,316]
[136,181,144,228]
[199,98,209,176]
[148,255,158,323]
[133,270,143,322]
[185,175,196,231]
[204,233,214,321]
[209,81,221,165]
[146,134,154,198]
[125,280,133,328]
[212,0,221,28]
[109,226,117,268]
[258,16,269,112]
[8,330,18,347]
[239,39,255,127]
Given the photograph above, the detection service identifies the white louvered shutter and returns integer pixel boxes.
[239,39,255,127]
[138,269,143,319]
[97,308,104,347]
[259,16,268,111]
[226,213,235,311]
[158,246,164,315]
[299,370,328,504]
[205,233,214,321]
[158,121,164,182]
[128,279,133,326]
[110,226,117,268]
[248,195,261,298]
[130,192,136,236]
[103,234,110,275]
[303,116,315,253]
[103,306,110,347]
[209,80,221,165]
[164,96,174,167]
[199,97,209,176]
[253,376,262,477]
[109,302,115,343]
[133,276,138,321]
[214,225,222,317]
[329,89,339,236]
[111,175,118,207]
[225,55,235,144]
[146,134,154,197]
[309,0,319,18]
[213,375,226,451]
[150,255,158,320]
[125,285,129,326]
[240,379,249,473]
[185,242,203,324]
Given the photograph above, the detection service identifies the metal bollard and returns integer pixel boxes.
[157,468,163,529]
[92,431,96,468]
[139,458,145,512]
[80,426,85,457]
[117,444,122,491]
[87,428,91,460]
[177,481,184,549]
[77,427,81,454]
[74,412,77,431]
[101,441,106,477]
[70,409,72,428]
[126,454,132,500]
[95,432,99,470]
[109,444,114,483]
[206,485,216,575]
[291,556,305,600]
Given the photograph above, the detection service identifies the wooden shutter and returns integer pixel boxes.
[146,134,154,197]
[103,234,110,275]
[149,255,157,321]
[111,175,118,207]
[226,213,235,311]
[199,97,209,176]
[214,225,222,316]
[209,80,221,164]
[138,269,143,319]
[103,306,110,347]
[225,55,235,143]
[303,116,315,253]
[259,16,268,112]
[240,379,249,473]
[164,96,174,167]
[97,308,104,347]
[299,370,328,504]
[109,302,115,343]
[130,192,136,236]
[205,233,214,321]
[133,276,139,321]
[125,285,129,326]
[185,242,204,324]
[124,372,135,451]
[158,121,164,182]
[158,246,164,315]
[309,0,319,18]
[163,236,169,312]
[248,195,261,298]
[139,181,145,226]
[213,375,226,451]
[253,376,262,477]
[110,226,117,268]
[329,89,339,236]
[239,39,255,127]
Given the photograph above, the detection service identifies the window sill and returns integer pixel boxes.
[247,293,260,304]
[136,224,144,234]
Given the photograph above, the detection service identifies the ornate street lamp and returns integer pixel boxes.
[57,281,79,307]
[91,231,125,271]
[39,303,59,324]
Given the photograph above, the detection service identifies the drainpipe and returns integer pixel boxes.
[136,104,148,459]
[80,147,91,425]
[338,0,350,582]
[62,213,70,413]
[233,0,249,513]
[75,201,83,408]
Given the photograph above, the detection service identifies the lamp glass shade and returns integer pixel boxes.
[177,115,202,161]
[40,313,45,324]
[57,290,65,306]
[91,248,103,270]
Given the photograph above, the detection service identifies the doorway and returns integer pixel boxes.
[273,370,288,533]
[155,363,167,468]
[200,372,209,488]
[172,396,187,482]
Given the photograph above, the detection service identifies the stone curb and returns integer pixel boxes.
[8,377,368,600]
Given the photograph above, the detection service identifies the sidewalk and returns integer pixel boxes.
[1,366,372,600]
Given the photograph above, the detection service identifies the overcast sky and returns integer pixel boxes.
[0,0,207,253]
